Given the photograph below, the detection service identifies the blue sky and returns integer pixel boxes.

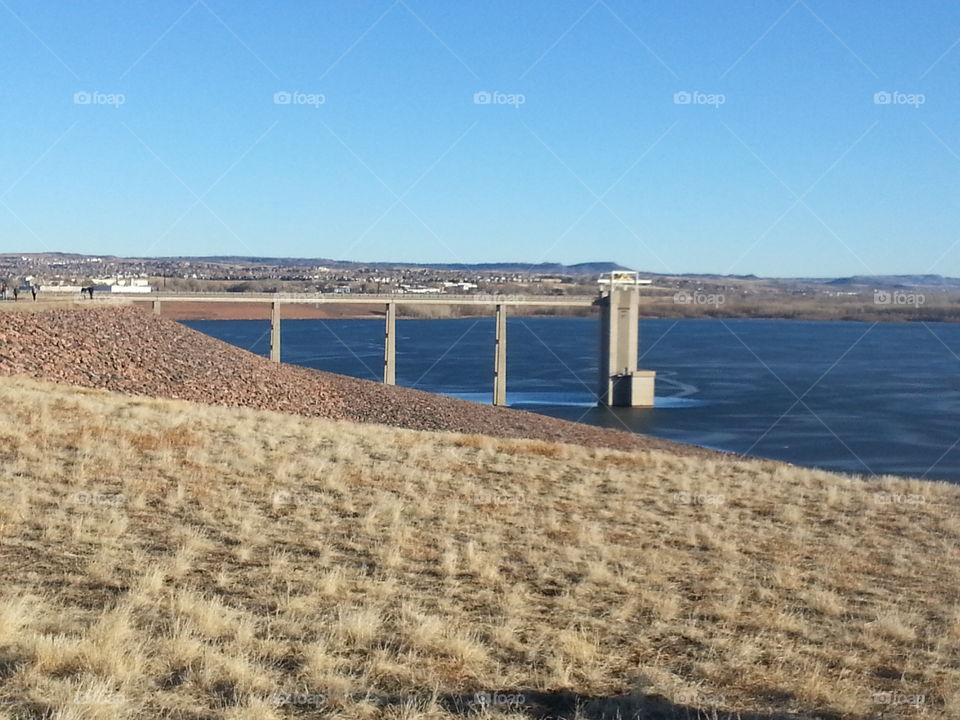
[1,0,959,276]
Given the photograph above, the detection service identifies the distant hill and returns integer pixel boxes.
[823,274,960,288]
[6,252,957,286]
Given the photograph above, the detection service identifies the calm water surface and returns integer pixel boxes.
[183,317,960,482]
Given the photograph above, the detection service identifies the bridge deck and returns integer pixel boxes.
[109,293,598,307]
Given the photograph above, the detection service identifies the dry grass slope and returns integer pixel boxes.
[0,376,957,719]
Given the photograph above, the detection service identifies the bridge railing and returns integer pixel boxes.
[105,291,598,306]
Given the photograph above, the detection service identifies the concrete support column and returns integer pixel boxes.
[598,286,654,407]
[493,303,507,406]
[270,300,281,363]
[384,301,396,385]
[152,300,161,316]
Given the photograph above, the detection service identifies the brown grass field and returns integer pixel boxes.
[0,298,82,313]
[0,376,958,719]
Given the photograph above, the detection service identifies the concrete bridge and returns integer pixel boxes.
[118,277,655,407]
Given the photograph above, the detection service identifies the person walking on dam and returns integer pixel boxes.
[30,285,37,301]
[12,287,18,301]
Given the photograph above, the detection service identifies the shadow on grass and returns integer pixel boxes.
[377,689,835,720]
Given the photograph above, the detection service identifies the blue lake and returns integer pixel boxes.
[183,317,960,482]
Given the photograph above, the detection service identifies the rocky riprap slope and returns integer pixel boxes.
[0,306,718,456]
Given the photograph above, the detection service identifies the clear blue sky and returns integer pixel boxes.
[2,0,959,277]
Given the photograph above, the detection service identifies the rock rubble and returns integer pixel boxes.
[0,306,719,457]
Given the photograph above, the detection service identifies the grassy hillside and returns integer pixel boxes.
[0,376,957,719]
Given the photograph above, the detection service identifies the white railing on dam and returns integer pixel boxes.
[104,291,598,307]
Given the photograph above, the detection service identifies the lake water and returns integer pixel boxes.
[183,317,960,482]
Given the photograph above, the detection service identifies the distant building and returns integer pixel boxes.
[109,284,151,293]
[399,284,442,294]
[442,281,478,291]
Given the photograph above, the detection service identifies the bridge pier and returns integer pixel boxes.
[270,300,281,363]
[384,301,396,384]
[598,285,655,407]
[493,303,507,406]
